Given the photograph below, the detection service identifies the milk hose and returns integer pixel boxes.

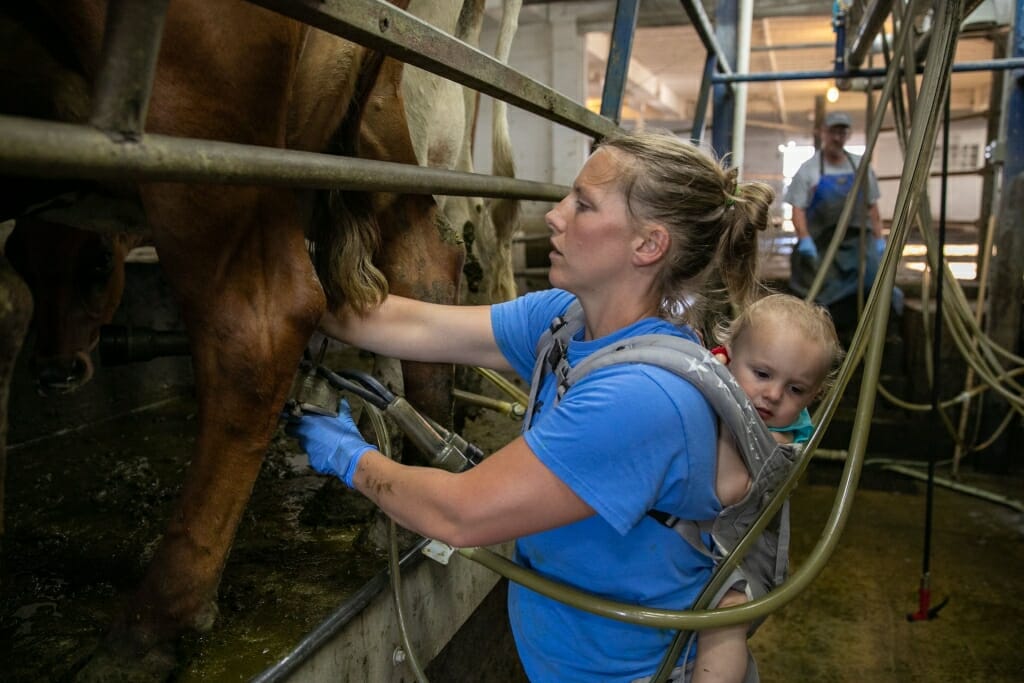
[363,401,431,683]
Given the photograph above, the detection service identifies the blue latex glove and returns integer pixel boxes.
[874,237,886,258]
[796,235,818,258]
[285,399,375,487]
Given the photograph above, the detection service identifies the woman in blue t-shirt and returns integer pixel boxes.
[288,129,775,682]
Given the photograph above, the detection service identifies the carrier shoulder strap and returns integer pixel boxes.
[525,300,783,485]
[524,301,798,601]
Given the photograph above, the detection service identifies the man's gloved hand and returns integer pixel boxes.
[796,235,818,258]
[874,237,886,258]
[285,399,375,487]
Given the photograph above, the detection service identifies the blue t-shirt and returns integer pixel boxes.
[491,288,720,682]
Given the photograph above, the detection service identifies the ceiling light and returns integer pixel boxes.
[826,86,840,103]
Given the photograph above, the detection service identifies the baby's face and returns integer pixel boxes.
[729,319,829,429]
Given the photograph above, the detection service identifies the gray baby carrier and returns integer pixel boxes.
[524,301,798,669]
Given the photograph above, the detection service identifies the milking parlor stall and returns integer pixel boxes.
[2,1,1024,682]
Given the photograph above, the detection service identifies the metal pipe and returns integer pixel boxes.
[711,0,738,158]
[690,53,716,144]
[847,0,894,70]
[833,3,847,74]
[678,0,734,76]
[250,539,430,683]
[1003,0,1024,183]
[452,388,524,419]
[0,115,568,200]
[750,41,835,52]
[599,0,640,124]
[90,0,170,138]
[731,0,753,174]
[709,57,1024,82]
[249,0,619,140]
[914,0,989,63]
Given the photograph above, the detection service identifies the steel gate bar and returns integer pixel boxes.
[247,0,620,140]
[0,115,567,200]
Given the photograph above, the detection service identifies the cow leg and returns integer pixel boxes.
[0,244,34,548]
[80,185,324,677]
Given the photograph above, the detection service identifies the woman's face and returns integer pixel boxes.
[545,148,639,295]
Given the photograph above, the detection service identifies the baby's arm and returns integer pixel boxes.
[692,589,750,683]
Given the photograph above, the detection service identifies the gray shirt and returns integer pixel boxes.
[784,150,881,209]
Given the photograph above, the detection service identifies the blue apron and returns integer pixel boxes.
[790,152,881,306]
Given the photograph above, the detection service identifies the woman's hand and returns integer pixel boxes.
[285,399,376,487]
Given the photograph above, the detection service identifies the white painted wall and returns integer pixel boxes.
[870,121,987,225]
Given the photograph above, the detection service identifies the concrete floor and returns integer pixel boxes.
[429,460,1024,682]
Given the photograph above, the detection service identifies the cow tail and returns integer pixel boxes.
[483,0,522,302]
[310,51,389,313]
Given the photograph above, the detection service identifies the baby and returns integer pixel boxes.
[694,293,844,683]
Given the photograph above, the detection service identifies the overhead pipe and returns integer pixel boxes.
[710,57,1024,83]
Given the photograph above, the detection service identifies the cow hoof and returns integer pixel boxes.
[189,599,219,633]
[70,642,178,683]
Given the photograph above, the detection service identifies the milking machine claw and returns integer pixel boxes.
[286,346,484,473]
[284,341,343,418]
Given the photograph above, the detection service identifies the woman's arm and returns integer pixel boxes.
[321,294,512,371]
[351,436,594,548]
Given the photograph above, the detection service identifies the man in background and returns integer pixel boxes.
[785,111,899,334]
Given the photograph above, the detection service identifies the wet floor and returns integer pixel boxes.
[3,350,1023,681]
[753,463,1024,682]
[1,394,389,681]
[431,462,1024,683]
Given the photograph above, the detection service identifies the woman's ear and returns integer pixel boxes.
[634,224,669,266]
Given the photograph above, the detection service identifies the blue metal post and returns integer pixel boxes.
[711,0,738,158]
[1004,0,1024,183]
[599,0,640,125]
[691,53,717,144]
[832,1,846,74]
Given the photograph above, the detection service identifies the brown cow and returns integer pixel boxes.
[5,220,141,394]
[0,0,523,678]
